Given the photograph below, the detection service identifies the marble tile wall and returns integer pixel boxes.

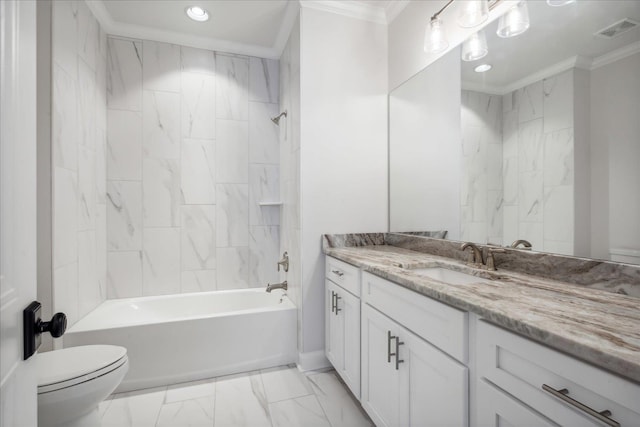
[279,17,302,349]
[52,0,107,327]
[502,69,575,254]
[460,90,503,245]
[106,36,280,297]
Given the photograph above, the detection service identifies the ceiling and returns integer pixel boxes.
[461,0,640,93]
[90,0,406,58]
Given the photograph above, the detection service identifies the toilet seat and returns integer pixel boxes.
[37,345,128,394]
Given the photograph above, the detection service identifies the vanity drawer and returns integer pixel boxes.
[326,256,360,296]
[361,271,468,363]
[476,320,640,426]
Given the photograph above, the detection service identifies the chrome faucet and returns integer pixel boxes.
[510,239,532,250]
[277,252,289,272]
[460,242,483,266]
[266,280,287,293]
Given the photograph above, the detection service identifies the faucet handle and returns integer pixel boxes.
[277,252,289,272]
[485,248,506,271]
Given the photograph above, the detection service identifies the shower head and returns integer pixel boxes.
[271,110,287,125]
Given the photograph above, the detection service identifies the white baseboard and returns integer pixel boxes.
[297,350,331,372]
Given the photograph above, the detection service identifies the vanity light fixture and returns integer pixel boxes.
[424,16,450,53]
[474,63,492,72]
[457,0,489,28]
[546,0,576,6]
[424,0,497,54]
[497,0,530,38]
[186,6,209,22]
[461,30,488,61]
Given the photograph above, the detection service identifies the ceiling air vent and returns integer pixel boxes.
[594,18,639,39]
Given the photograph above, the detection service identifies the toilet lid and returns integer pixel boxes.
[37,345,127,388]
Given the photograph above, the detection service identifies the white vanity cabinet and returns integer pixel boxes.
[475,319,640,427]
[361,272,469,427]
[325,257,361,398]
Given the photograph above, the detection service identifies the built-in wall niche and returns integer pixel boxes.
[389,0,640,264]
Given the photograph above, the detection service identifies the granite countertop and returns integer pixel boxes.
[324,244,640,384]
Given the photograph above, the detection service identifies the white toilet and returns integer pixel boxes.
[37,345,129,427]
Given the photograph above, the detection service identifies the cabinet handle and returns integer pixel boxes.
[335,294,342,315]
[331,291,336,313]
[331,269,344,277]
[387,331,396,363]
[542,384,620,427]
[395,337,405,370]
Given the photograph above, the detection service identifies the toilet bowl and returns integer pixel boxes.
[37,345,129,427]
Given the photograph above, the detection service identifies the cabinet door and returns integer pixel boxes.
[337,286,361,398]
[399,328,469,427]
[325,280,344,369]
[476,379,559,427]
[361,304,402,427]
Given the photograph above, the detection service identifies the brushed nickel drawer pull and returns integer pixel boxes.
[331,269,344,277]
[335,294,341,315]
[395,338,405,370]
[331,291,336,313]
[542,384,620,427]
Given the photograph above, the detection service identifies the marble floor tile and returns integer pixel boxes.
[100,367,371,427]
[269,394,331,427]
[101,386,166,427]
[156,397,215,427]
[307,371,373,427]
[165,378,216,404]
[214,371,271,427]
[261,366,313,403]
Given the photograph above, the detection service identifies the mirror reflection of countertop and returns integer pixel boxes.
[323,243,640,384]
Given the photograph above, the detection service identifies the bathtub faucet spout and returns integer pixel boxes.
[266,281,288,292]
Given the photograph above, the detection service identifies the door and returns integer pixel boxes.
[361,304,402,427]
[400,328,468,427]
[1,0,39,426]
[338,286,360,398]
[325,280,344,368]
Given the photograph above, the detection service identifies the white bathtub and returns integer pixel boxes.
[63,289,297,392]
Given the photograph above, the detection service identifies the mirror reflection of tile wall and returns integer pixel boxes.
[461,68,590,257]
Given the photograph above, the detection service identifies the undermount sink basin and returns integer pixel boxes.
[410,267,492,285]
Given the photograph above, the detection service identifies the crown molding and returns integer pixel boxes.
[461,81,504,96]
[86,0,283,59]
[273,1,301,57]
[591,40,640,70]
[300,0,387,25]
[385,1,410,24]
[466,56,589,96]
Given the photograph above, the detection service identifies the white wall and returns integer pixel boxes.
[299,7,388,357]
[591,52,640,260]
[389,50,462,238]
[279,14,302,351]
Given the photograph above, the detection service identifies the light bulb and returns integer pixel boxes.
[457,0,489,28]
[461,30,488,61]
[497,0,530,38]
[474,64,492,72]
[424,17,449,54]
[186,6,209,22]
[546,0,576,6]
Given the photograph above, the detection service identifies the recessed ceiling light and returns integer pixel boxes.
[474,64,492,73]
[186,6,209,22]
